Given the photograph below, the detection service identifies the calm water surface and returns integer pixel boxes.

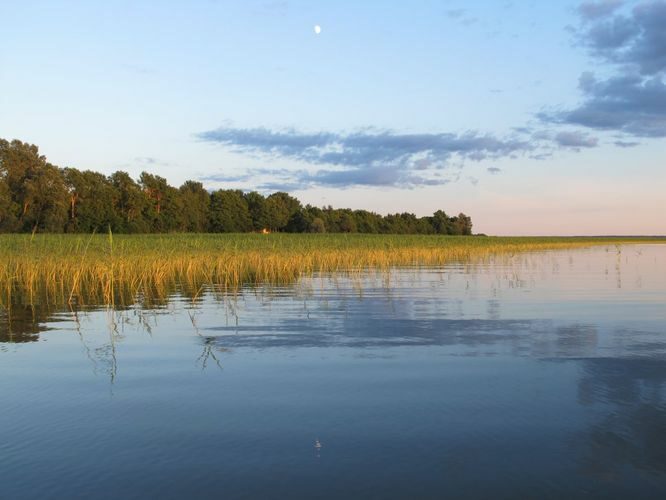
[1,244,666,499]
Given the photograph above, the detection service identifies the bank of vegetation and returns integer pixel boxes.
[3,139,663,313]
[2,233,662,311]
[0,139,472,235]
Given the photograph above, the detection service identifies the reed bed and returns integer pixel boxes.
[0,233,663,310]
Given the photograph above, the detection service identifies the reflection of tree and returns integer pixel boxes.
[0,303,56,342]
[575,358,666,477]
[530,324,599,359]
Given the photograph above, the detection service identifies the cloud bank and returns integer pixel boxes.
[543,1,666,137]
[198,127,531,188]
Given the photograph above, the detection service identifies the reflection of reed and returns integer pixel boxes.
[189,310,225,371]
[196,336,224,371]
[62,307,121,388]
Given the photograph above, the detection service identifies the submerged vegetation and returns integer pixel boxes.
[1,233,663,314]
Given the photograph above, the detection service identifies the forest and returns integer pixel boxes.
[0,139,473,235]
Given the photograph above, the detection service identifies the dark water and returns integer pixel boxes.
[1,244,666,499]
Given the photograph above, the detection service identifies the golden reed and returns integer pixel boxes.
[0,233,661,309]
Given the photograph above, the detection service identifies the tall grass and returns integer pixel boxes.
[0,233,663,310]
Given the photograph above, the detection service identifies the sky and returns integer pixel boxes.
[1,0,664,235]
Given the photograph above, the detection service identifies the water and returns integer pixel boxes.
[1,244,665,499]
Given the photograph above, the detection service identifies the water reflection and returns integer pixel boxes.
[2,244,665,369]
[0,303,59,342]
[188,310,226,371]
[1,244,665,498]
[575,358,666,477]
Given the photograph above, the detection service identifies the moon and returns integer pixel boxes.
[314,25,321,35]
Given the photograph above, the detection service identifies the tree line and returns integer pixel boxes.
[0,139,473,235]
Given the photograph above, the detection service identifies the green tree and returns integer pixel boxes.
[110,171,150,232]
[430,210,452,234]
[0,139,33,209]
[0,171,18,231]
[353,210,380,233]
[265,192,301,231]
[0,137,474,235]
[338,210,358,233]
[179,181,210,232]
[415,217,435,234]
[139,172,185,232]
[63,168,119,232]
[321,206,339,232]
[209,189,252,232]
[380,214,410,234]
[309,217,326,233]
[244,191,271,231]
[451,213,473,235]
[0,139,68,232]
[22,163,68,232]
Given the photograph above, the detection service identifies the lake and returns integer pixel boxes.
[1,244,665,499]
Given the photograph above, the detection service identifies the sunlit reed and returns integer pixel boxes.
[0,233,662,310]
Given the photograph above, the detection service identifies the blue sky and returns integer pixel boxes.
[1,0,664,235]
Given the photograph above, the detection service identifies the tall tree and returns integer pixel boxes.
[209,190,252,232]
[110,171,150,232]
[353,210,380,234]
[179,181,210,232]
[21,163,68,232]
[139,172,185,232]
[244,191,271,231]
[451,213,473,235]
[265,192,301,231]
[338,209,358,233]
[0,139,67,232]
[0,175,18,232]
[63,168,119,232]
[309,217,326,233]
[430,210,452,235]
[0,139,33,208]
